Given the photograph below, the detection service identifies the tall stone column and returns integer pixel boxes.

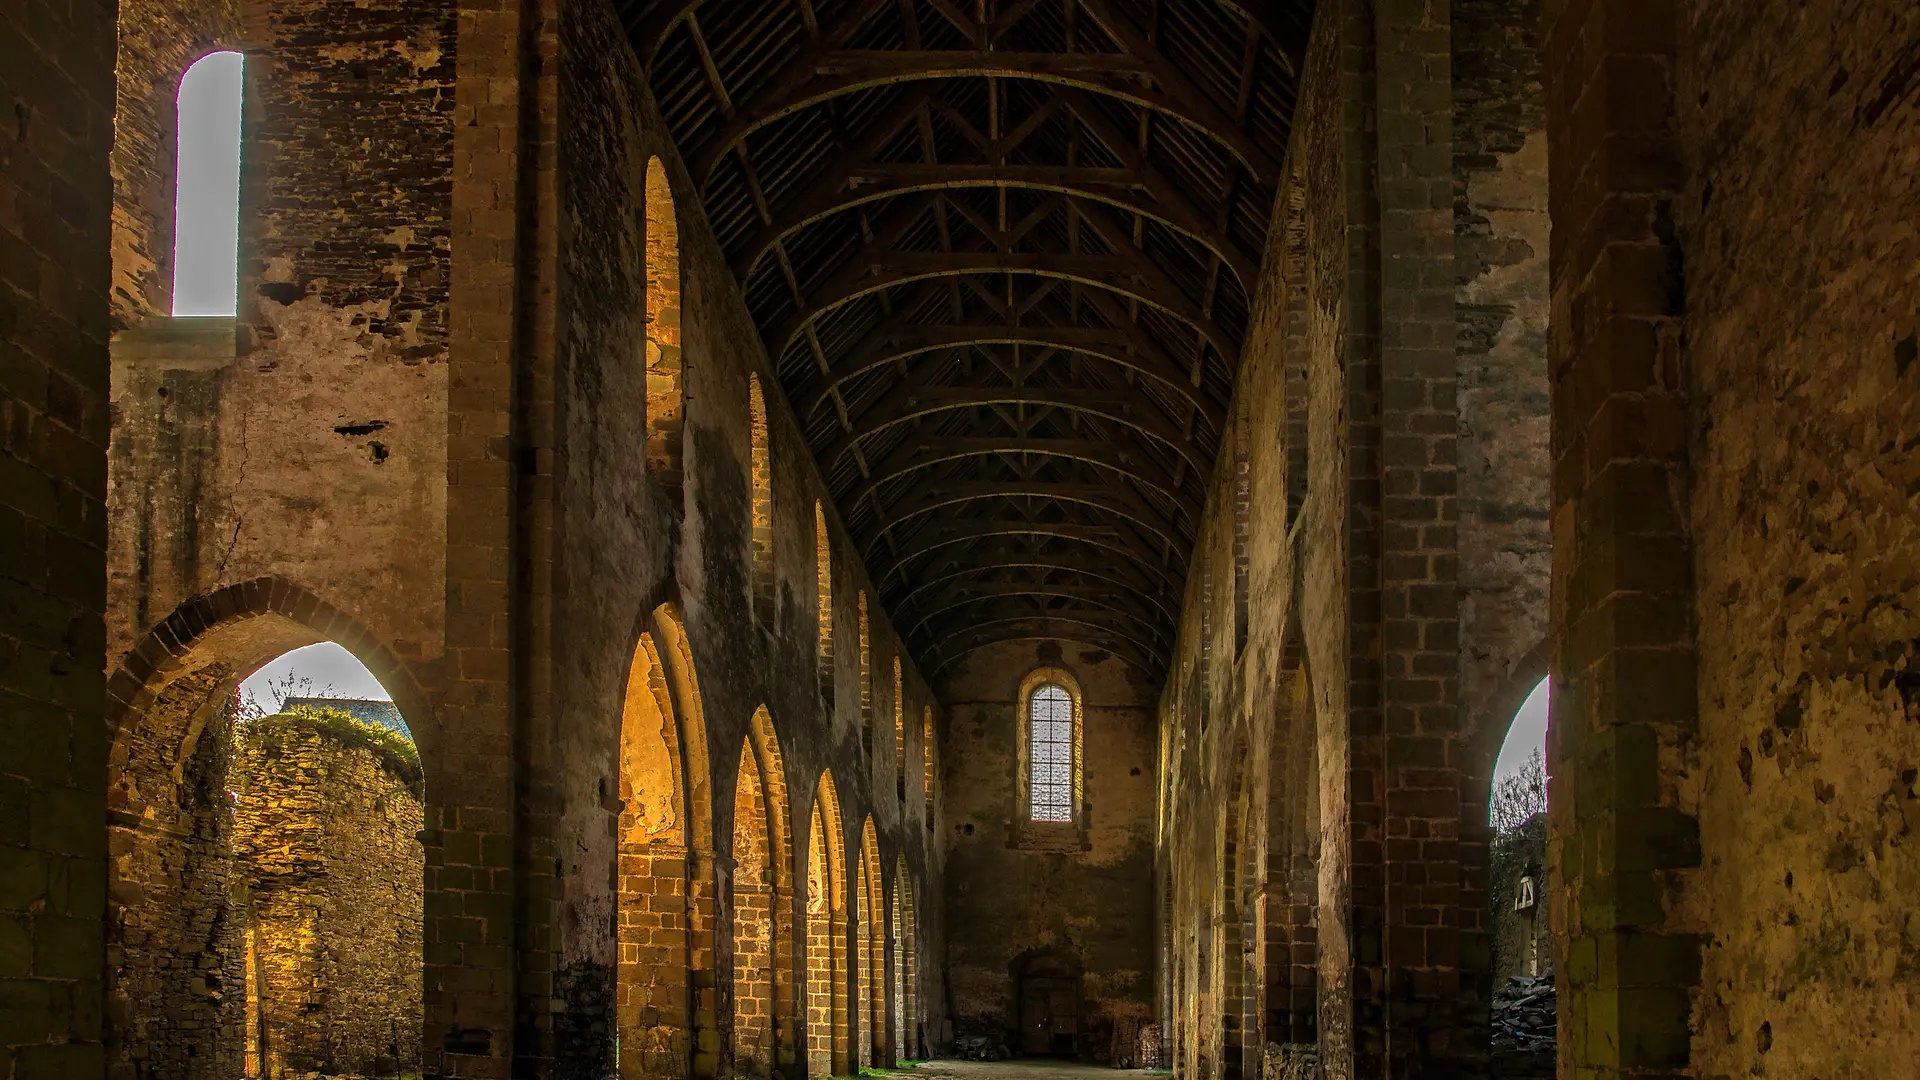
[1543,0,1704,1077]
[0,1,117,1078]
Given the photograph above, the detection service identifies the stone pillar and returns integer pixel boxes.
[0,1,116,1079]
[1543,0,1704,1078]
[437,0,539,1073]
[1372,1,1465,1077]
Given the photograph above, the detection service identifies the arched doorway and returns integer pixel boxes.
[1013,950,1083,1058]
[898,863,919,1060]
[614,604,716,1079]
[856,818,885,1067]
[731,707,795,1078]
[805,773,849,1078]
[103,582,431,1080]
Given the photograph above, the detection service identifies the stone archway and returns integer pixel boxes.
[102,578,431,1080]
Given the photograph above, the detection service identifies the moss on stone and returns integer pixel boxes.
[240,705,423,793]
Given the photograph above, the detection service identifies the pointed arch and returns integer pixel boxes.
[646,156,685,504]
[816,503,835,713]
[891,855,919,1064]
[806,772,850,1077]
[857,592,873,753]
[922,707,936,833]
[172,50,244,316]
[748,374,775,625]
[732,706,795,1078]
[615,604,718,1080]
[892,659,906,804]
[855,818,886,1068]
[100,579,432,1080]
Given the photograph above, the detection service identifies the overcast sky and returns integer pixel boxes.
[240,642,392,705]
[173,51,243,316]
[1495,677,1549,783]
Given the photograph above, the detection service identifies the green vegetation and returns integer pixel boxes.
[239,704,423,793]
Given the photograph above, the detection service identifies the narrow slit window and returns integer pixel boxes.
[1028,684,1075,822]
[172,51,244,316]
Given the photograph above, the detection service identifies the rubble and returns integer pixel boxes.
[1490,975,1555,1077]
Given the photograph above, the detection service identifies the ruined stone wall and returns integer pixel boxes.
[1152,0,1553,1075]
[1673,3,1920,1073]
[232,710,424,1077]
[104,676,247,1080]
[939,642,1156,1060]
[105,0,455,675]
[0,0,117,1076]
[549,0,947,1073]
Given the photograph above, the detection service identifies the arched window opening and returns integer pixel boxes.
[748,374,775,625]
[644,156,684,504]
[172,51,244,317]
[1491,677,1550,983]
[857,593,873,753]
[613,607,717,1080]
[109,629,423,1080]
[898,866,919,1060]
[733,738,775,1076]
[922,707,936,832]
[1198,550,1213,731]
[816,504,834,712]
[1020,670,1083,825]
[734,709,795,1078]
[805,775,849,1077]
[892,659,906,803]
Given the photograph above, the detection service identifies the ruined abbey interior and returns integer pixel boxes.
[4,0,1918,1078]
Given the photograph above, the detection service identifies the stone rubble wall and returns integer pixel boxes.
[232,710,423,1078]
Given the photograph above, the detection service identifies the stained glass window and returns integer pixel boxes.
[1028,684,1075,822]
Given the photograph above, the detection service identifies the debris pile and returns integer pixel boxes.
[954,1034,1007,1061]
[1491,975,1556,1077]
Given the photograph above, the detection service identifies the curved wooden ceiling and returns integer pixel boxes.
[634,0,1310,680]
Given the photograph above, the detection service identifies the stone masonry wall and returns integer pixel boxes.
[549,0,948,1073]
[105,0,455,675]
[233,710,424,1078]
[939,642,1157,1061]
[1675,3,1920,1074]
[1153,0,1553,1076]
[104,675,247,1080]
[0,0,118,1077]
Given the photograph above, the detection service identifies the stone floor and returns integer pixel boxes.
[909,1060,1158,1080]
